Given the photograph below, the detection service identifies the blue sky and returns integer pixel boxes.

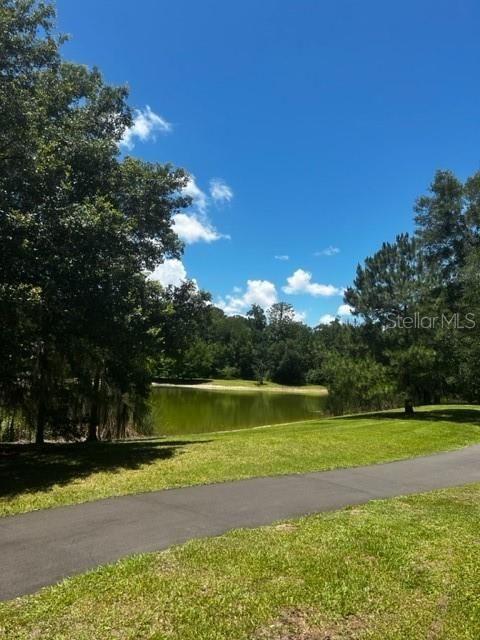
[56,0,480,325]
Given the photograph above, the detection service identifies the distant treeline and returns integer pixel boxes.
[156,167,480,417]
[146,165,480,421]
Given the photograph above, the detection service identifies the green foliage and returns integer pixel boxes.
[163,299,315,387]
[345,233,423,323]
[323,353,399,415]
[387,344,441,404]
[0,1,189,442]
[218,365,241,380]
[271,347,306,385]
[343,167,480,410]
[305,368,324,385]
[153,282,213,379]
[414,170,467,294]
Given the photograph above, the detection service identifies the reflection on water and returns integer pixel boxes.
[149,386,327,435]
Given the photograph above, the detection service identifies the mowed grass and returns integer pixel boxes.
[203,378,328,394]
[1,405,480,517]
[155,377,328,394]
[1,483,479,639]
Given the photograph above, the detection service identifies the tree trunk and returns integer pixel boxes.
[8,412,15,442]
[87,371,101,442]
[35,343,47,445]
[404,398,414,417]
[36,402,46,445]
[87,420,98,442]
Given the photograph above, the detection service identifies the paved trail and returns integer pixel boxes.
[1,444,480,600]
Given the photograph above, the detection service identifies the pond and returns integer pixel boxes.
[148,386,327,435]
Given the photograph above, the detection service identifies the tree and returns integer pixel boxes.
[339,168,480,412]
[267,302,297,326]
[265,303,313,385]
[246,305,267,332]
[322,353,398,415]
[247,305,268,383]
[272,347,306,386]
[387,345,441,406]
[345,233,424,324]
[155,282,212,379]
[414,170,467,303]
[456,244,480,401]
[0,1,190,442]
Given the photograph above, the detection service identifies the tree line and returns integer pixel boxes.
[339,168,480,414]
[156,167,480,417]
[2,2,479,444]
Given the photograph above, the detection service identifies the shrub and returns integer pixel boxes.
[218,365,241,380]
[323,353,400,415]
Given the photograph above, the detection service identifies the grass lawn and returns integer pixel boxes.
[1,483,479,639]
[156,377,328,394]
[1,405,480,517]
[208,378,327,393]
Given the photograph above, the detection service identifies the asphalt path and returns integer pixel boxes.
[1,444,480,600]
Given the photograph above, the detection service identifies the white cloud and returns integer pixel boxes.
[183,175,208,214]
[210,179,233,203]
[150,258,187,287]
[244,280,278,308]
[217,279,278,315]
[120,109,231,244]
[317,304,353,326]
[314,246,340,257]
[120,106,171,150]
[216,296,245,316]
[174,175,231,244]
[173,213,226,244]
[293,310,307,322]
[337,303,353,316]
[283,269,343,297]
[274,255,290,261]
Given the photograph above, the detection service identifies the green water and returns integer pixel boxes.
[149,386,327,435]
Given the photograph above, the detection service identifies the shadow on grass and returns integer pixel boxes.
[338,406,480,426]
[0,439,208,499]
